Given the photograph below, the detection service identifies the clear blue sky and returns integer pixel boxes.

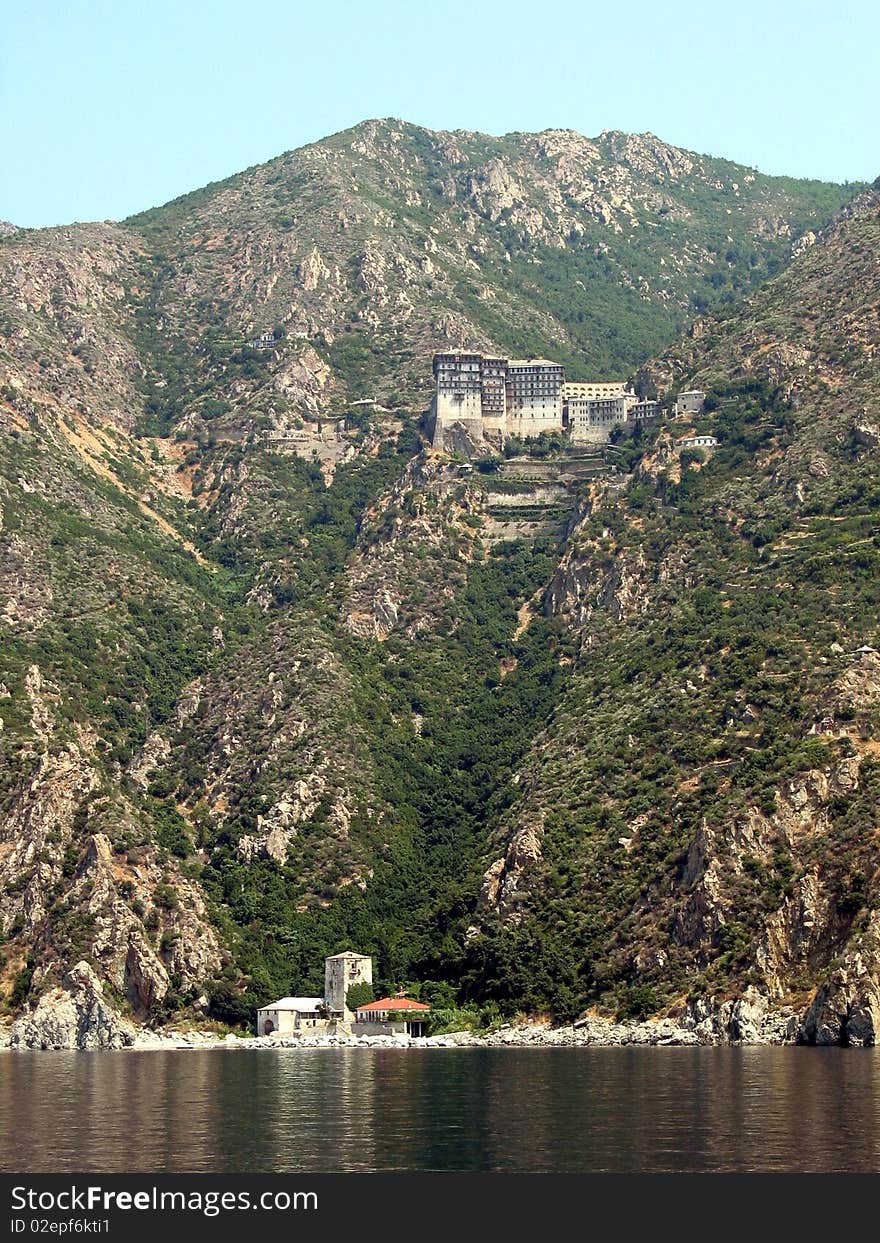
[2,0,877,228]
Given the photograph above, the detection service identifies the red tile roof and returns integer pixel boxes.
[357,996,431,1012]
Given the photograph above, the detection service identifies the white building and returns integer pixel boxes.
[256,997,324,1036]
[677,435,717,449]
[430,352,660,447]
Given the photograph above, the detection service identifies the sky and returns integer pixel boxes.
[2,0,878,228]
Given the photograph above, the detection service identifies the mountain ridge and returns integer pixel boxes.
[120,118,863,224]
[2,118,860,459]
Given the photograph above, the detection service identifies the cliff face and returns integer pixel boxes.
[0,123,876,1045]
[0,663,222,1038]
[0,223,144,434]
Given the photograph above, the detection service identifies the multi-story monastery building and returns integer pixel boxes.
[431,352,667,447]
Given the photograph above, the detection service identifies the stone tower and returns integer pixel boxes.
[324,951,373,1020]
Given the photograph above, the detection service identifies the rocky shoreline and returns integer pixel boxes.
[191,994,801,1050]
[1,1005,802,1053]
[0,964,869,1051]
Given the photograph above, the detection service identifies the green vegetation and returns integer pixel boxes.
[10,956,36,1009]
[197,535,574,1016]
[451,362,880,1019]
[346,982,375,1011]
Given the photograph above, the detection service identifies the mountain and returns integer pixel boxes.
[0,119,876,1045]
[2,119,858,441]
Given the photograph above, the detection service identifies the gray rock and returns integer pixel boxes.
[852,419,880,451]
[799,957,880,1046]
[681,988,797,1045]
[10,961,136,1050]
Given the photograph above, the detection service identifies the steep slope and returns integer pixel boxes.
[0,121,871,1043]
[470,189,880,1041]
[0,119,858,511]
[0,418,227,1039]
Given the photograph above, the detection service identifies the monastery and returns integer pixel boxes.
[256,952,431,1039]
[430,351,703,449]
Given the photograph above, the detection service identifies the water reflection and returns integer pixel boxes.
[1,1048,879,1173]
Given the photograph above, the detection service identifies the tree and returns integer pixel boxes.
[346,982,375,1012]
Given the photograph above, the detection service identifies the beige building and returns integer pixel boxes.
[562,380,631,402]
[256,997,324,1036]
[564,385,660,444]
[567,393,638,444]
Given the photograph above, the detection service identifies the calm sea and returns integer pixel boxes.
[2,1047,878,1173]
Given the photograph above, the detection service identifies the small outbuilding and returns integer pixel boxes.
[673,390,706,416]
[256,997,325,1036]
[676,435,718,450]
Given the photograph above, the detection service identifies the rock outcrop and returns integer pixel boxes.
[681,988,798,1044]
[478,820,544,919]
[798,913,880,1046]
[9,961,136,1050]
[0,685,222,1025]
